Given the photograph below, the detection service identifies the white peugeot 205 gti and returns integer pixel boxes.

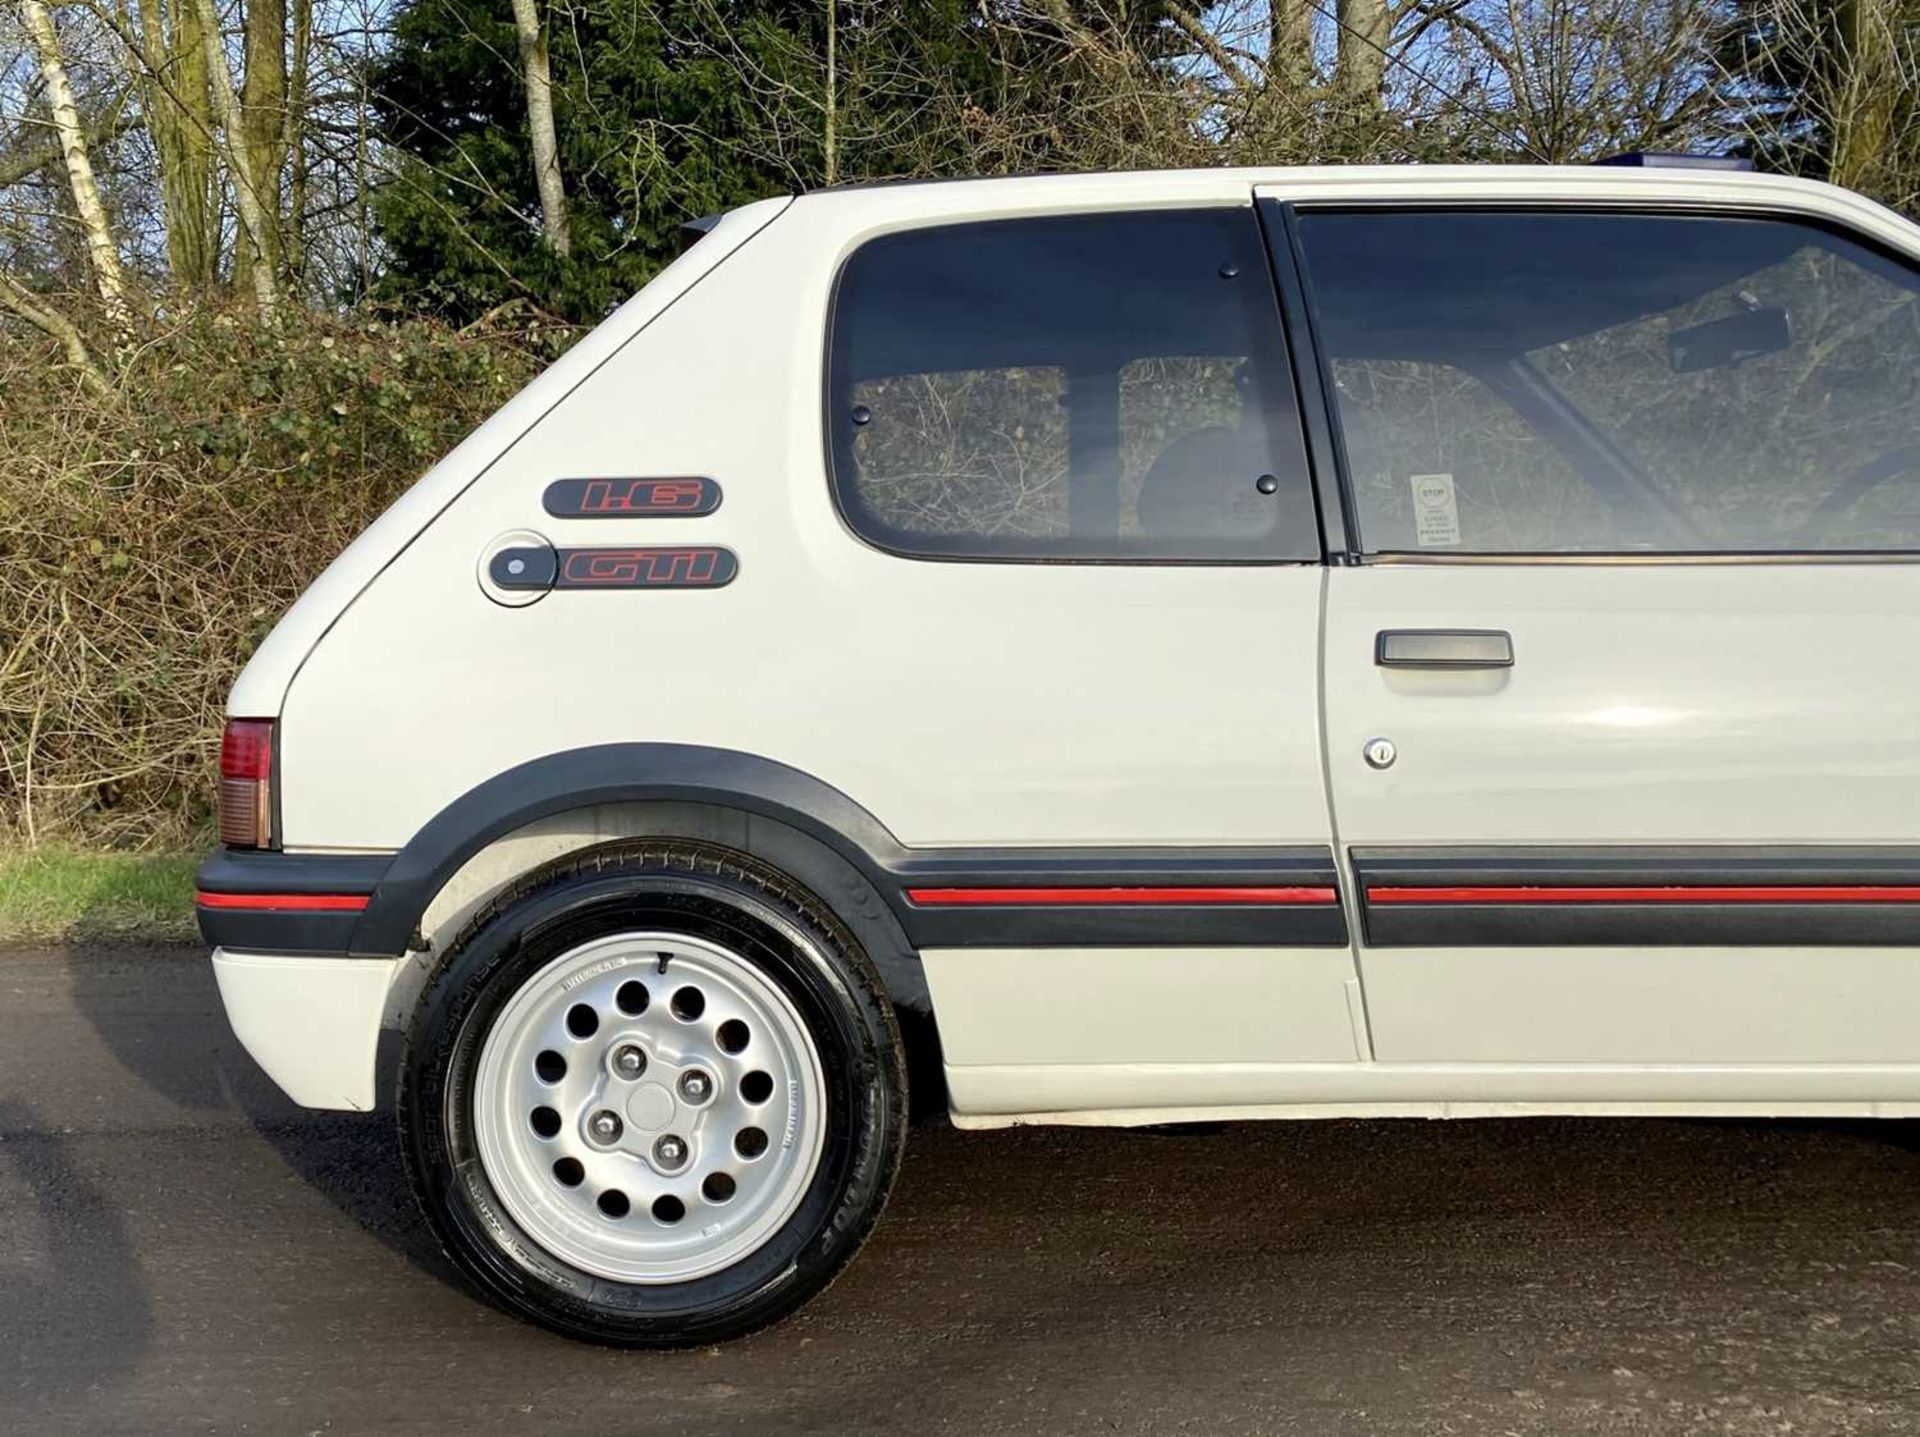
[199,157,1920,1346]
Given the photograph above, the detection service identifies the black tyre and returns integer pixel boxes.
[399,841,907,1347]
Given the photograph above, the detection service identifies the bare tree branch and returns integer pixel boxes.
[0,272,109,393]
[1170,3,1255,92]
[0,109,136,190]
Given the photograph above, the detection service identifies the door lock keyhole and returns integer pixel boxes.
[1363,737,1397,770]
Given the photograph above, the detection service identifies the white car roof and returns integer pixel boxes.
[782,163,1910,240]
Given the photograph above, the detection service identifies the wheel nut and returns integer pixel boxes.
[588,1109,623,1144]
[612,1044,647,1078]
[654,1134,688,1169]
[679,1070,712,1103]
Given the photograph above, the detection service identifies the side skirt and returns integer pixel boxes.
[942,1060,1920,1126]
[950,1097,1920,1130]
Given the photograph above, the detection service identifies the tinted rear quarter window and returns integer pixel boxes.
[1296,209,1920,554]
[828,209,1319,561]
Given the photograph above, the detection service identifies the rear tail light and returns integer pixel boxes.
[219,718,275,848]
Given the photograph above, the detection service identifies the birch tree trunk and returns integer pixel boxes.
[188,0,279,308]
[17,0,132,319]
[508,0,569,255]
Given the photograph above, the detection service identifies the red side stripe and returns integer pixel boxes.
[905,885,1338,907]
[1367,885,1920,905]
[194,890,370,913]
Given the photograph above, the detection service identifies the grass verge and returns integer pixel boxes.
[0,847,202,946]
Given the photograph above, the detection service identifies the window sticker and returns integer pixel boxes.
[1410,473,1462,547]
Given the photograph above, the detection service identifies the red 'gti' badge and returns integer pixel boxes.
[554,547,738,589]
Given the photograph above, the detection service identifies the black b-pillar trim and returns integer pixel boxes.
[1257,197,1354,560]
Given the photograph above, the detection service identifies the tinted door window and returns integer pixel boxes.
[829,209,1318,561]
[1296,210,1920,554]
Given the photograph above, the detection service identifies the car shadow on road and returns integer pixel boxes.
[0,1099,153,1399]
[64,943,461,1289]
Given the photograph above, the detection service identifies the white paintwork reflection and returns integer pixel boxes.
[1584,703,1688,731]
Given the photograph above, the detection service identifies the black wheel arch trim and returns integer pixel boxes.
[197,848,392,895]
[348,745,910,957]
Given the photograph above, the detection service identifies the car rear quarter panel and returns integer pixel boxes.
[276,174,1332,854]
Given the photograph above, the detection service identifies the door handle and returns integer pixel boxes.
[1375,629,1514,669]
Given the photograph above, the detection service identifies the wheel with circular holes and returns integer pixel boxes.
[399,842,907,1347]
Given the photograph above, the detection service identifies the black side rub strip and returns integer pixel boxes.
[894,848,1348,947]
[543,477,721,518]
[1354,846,1920,947]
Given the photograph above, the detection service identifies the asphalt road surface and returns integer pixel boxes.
[6,944,1920,1436]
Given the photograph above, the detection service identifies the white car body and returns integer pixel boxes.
[202,163,1920,1128]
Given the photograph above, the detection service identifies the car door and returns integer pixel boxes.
[1270,192,1920,1087]
[813,199,1366,1116]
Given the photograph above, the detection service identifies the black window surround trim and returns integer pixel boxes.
[1282,197,1920,565]
[1354,845,1920,948]
[196,745,1351,960]
[820,205,1326,568]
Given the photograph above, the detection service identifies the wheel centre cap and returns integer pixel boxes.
[624,1081,676,1133]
